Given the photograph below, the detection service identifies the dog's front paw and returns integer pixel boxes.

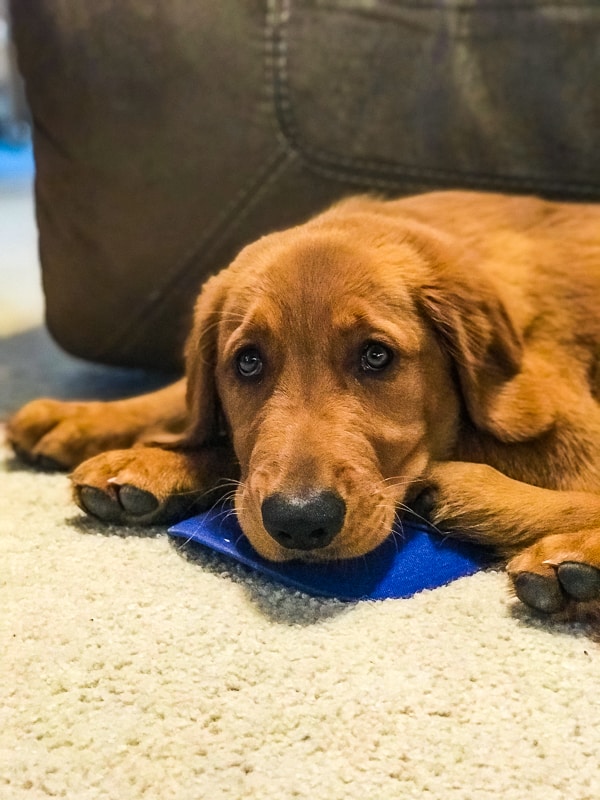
[71,446,232,526]
[508,532,600,619]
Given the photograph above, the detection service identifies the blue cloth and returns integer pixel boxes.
[169,511,495,600]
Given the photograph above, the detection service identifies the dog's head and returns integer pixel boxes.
[181,200,522,561]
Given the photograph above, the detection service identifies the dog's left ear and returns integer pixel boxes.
[177,270,231,448]
[418,257,531,441]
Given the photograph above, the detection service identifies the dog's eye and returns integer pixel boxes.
[360,341,394,373]
[235,347,264,379]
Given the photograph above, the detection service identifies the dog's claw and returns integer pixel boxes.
[513,572,567,613]
[556,562,600,601]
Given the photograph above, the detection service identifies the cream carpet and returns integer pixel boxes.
[1,187,599,800]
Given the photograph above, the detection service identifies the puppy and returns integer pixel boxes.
[8,191,600,620]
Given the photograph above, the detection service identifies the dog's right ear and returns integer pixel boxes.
[177,271,230,447]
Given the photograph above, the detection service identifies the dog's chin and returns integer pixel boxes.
[240,530,341,563]
[241,521,396,564]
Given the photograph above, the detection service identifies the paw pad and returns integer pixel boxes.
[116,485,160,515]
[556,562,600,601]
[77,484,159,522]
[513,562,600,613]
[513,572,566,613]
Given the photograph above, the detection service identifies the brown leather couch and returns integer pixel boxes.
[11,0,600,371]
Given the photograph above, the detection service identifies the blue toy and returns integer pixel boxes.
[169,510,495,601]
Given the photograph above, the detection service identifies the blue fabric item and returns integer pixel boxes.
[168,511,495,601]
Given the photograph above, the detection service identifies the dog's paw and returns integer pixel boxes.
[7,398,143,470]
[71,446,231,526]
[507,532,600,618]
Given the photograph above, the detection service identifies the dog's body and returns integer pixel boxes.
[9,191,600,618]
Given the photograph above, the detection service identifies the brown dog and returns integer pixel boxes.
[8,191,600,620]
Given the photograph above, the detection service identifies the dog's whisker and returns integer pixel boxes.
[379,475,417,486]
[395,501,444,536]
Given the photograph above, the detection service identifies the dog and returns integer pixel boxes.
[8,190,600,621]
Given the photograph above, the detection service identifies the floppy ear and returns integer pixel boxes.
[418,260,535,441]
[177,270,231,447]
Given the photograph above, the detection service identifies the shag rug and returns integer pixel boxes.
[2,283,600,800]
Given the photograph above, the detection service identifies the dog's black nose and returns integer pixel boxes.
[261,490,346,551]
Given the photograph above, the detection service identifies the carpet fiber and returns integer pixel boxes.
[1,192,599,800]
